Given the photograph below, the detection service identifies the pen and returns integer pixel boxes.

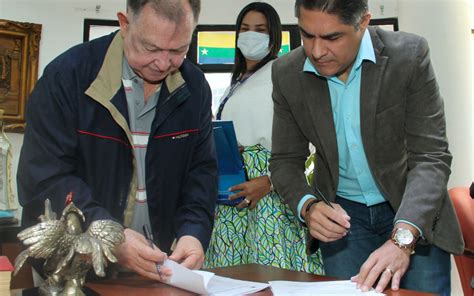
[314,186,334,209]
[142,224,162,276]
[314,187,351,233]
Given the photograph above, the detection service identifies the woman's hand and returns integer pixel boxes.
[228,176,272,209]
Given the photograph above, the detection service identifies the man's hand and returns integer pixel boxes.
[229,176,272,209]
[169,235,205,269]
[351,240,411,292]
[114,228,171,281]
[304,200,351,242]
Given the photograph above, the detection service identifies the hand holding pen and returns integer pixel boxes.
[141,225,172,281]
[143,224,163,276]
[304,187,351,243]
[113,228,170,282]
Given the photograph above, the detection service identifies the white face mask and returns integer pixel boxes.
[237,31,270,61]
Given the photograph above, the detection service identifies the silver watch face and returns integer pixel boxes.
[395,228,414,245]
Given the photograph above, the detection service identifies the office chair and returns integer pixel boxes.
[449,186,474,296]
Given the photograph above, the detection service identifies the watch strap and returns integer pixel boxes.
[390,227,418,254]
[303,198,321,223]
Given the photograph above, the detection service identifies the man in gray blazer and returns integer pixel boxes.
[269,0,464,295]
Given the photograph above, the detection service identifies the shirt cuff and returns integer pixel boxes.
[297,194,317,223]
[394,219,424,238]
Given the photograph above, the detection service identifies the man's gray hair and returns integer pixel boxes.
[127,0,200,23]
[294,0,368,28]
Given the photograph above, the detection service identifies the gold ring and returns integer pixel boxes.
[244,198,251,206]
[385,268,394,276]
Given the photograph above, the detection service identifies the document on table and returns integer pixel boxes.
[269,280,385,296]
[163,259,269,295]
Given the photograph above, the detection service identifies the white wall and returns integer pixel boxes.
[398,0,473,188]
[0,0,126,74]
[471,0,474,186]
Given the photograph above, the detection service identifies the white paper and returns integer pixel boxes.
[269,280,385,296]
[163,259,209,294]
[163,259,269,295]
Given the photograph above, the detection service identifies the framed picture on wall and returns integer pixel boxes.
[187,24,301,73]
[83,19,119,42]
[370,17,398,31]
[0,19,42,132]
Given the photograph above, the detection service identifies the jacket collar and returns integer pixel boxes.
[360,27,388,174]
[85,32,123,103]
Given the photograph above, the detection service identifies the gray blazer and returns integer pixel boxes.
[269,27,464,255]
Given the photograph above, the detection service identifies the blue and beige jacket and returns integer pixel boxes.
[18,32,218,253]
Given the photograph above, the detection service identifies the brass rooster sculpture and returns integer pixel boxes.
[14,193,125,295]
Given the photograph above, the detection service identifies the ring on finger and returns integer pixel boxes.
[156,264,161,275]
[385,267,394,276]
[243,198,251,207]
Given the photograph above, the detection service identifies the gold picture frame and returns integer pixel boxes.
[0,19,41,132]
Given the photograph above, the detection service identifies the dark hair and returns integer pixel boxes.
[232,2,282,83]
[127,0,201,23]
[294,0,368,28]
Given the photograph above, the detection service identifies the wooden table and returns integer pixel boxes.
[86,264,433,295]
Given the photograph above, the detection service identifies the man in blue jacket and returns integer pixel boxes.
[17,0,217,281]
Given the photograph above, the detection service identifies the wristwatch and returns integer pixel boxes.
[391,228,418,254]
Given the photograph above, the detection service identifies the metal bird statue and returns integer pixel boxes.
[14,193,125,296]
